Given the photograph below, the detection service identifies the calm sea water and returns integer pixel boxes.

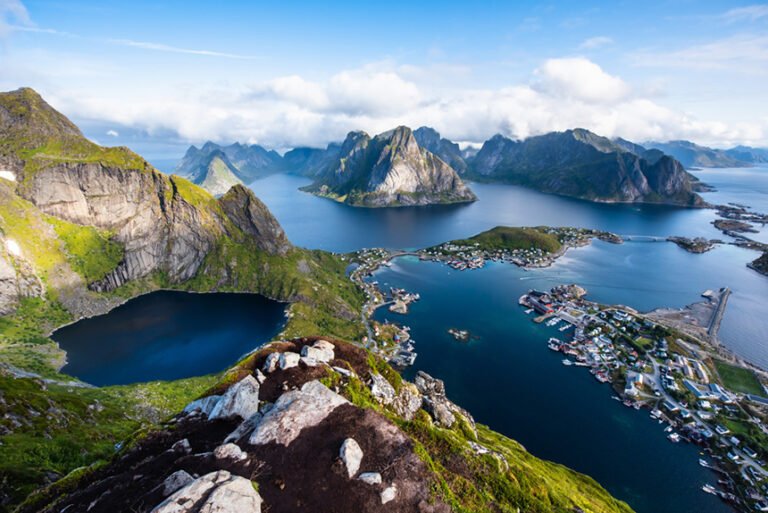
[247,169,768,252]
[372,257,733,513]
[53,291,286,386]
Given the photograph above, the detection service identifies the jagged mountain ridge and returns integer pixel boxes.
[175,141,285,193]
[302,126,476,207]
[644,140,748,168]
[469,129,704,206]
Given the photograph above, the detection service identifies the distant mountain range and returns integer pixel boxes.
[175,127,767,206]
[643,140,768,168]
[174,142,284,195]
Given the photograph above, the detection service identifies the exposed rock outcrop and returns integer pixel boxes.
[0,89,293,296]
[29,337,632,513]
[303,126,476,207]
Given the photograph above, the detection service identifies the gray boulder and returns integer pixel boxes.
[214,443,248,462]
[262,353,280,373]
[161,470,194,497]
[209,376,260,420]
[369,373,395,405]
[339,438,363,478]
[358,472,382,485]
[278,352,300,370]
[381,484,397,504]
[391,383,421,421]
[182,395,221,417]
[249,380,348,447]
[151,470,262,513]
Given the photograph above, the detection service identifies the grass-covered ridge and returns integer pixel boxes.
[451,226,563,253]
[0,88,149,182]
[46,217,124,284]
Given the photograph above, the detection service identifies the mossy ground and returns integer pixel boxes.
[46,217,123,284]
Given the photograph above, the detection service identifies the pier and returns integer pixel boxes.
[708,287,731,343]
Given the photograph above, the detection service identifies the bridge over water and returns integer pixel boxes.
[620,235,668,242]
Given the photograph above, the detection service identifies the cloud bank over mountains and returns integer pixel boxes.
[50,56,763,151]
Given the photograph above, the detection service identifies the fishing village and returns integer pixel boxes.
[345,225,768,512]
[520,284,768,511]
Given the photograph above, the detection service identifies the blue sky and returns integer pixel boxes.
[1,0,767,161]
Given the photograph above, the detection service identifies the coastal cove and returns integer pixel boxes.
[371,257,736,513]
[52,291,287,386]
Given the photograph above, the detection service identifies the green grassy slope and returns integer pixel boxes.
[451,226,562,253]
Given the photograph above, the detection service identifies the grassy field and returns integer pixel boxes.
[450,226,562,253]
[714,359,764,395]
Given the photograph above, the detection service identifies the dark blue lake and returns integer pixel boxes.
[53,291,286,386]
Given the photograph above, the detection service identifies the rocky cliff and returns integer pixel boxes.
[23,337,633,513]
[303,126,476,207]
[0,88,292,296]
[470,129,704,206]
[413,127,467,174]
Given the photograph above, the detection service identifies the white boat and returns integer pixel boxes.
[668,432,681,443]
[701,484,716,495]
[562,359,573,366]
[524,308,534,314]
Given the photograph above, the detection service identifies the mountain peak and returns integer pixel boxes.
[0,87,83,143]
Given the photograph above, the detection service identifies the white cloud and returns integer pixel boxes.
[723,4,768,22]
[106,38,259,60]
[106,129,119,137]
[534,57,630,104]
[633,34,768,74]
[0,0,30,39]
[578,36,613,50]
[44,57,768,150]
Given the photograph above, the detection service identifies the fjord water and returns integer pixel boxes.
[248,169,767,252]
[372,257,734,513]
[53,291,286,386]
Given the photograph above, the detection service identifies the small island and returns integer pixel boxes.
[714,219,758,234]
[419,226,623,269]
[749,253,768,277]
[667,236,719,253]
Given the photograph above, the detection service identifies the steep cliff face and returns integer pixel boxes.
[305,127,476,207]
[471,129,704,205]
[219,185,291,255]
[0,88,292,294]
[413,126,467,174]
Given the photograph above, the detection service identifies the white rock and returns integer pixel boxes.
[370,373,395,405]
[262,353,280,373]
[162,470,194,496]
[300,355,319,367]
[0,170,16,182]
[209,376,260,421]
[254,369,267,384]
[311,340,335,361]
[278,352,300,370]
[198,475,262,513]
[170,439,191,454]
[213,443,248,462]
[151,471,262,513]
[249,380,348,447]
[151,470,230,513]
[224,412,263,444]
[381,484,397,504]
[358,472,382,485]
[301,345,333,363]
[340,438,363,478]
[183,395,221,417]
